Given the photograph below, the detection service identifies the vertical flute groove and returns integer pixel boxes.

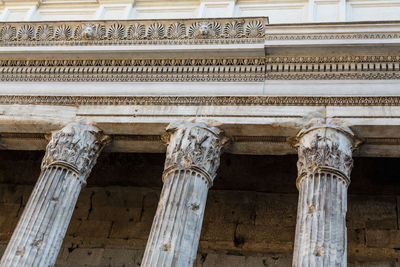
[292,125,356,267]
[142,121,226,267]
[294,173,348,266]
[143,170,209,267]
[0,122,109,267]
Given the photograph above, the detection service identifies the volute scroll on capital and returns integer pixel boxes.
[41,122,111,179]
[162,120,229,186]
[294,124,361,187]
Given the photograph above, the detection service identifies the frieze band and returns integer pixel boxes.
[1,55,399,82]
[1,95,400,106]
[0,18,266,46]
[265,32,400,41]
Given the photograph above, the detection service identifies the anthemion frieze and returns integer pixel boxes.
[0,17,266,46]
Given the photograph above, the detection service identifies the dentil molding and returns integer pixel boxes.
[1,55,400,82]
[0,95,400,106]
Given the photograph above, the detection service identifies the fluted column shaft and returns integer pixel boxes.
[0,122,109,267]
[292,125,357,267]
[142,121,226,267]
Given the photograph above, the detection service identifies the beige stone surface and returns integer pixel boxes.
[0,122,109,267]
[0,151,398,266]
[0,183,397,266]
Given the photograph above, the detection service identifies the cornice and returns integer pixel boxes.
[0,17,266,46]
[2,19,399,49]
[266,55,400,80]
[0,57,265,82]
[0,95,400,106]
[265,72,400,80]
[1,54,399,82]
[265,32,400,41]
[0,133,398,152]
[266,55,400,64]
[265,21,400,45]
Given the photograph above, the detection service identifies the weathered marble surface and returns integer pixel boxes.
[292,124,357,267]
[0,122,109,267]
[141,121,226,267]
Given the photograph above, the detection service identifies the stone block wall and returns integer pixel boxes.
[0,184,399,266]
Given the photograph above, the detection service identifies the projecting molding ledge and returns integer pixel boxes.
[1,19,400,55]
[0,96,400,157]
[0,17,267,56]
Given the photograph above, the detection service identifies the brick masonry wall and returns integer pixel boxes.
[0,184,399,266]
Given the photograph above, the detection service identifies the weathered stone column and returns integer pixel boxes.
[292,124,358,267]
[141,121,226,267]
[0,122,110,267]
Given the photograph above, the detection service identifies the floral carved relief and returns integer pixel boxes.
[296,125,356,183]
[41,122,110,179]
[164,121,227,182]
[0,18,266,46]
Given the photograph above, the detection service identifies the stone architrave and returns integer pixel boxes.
[0,122,110,267]
[141,121,226,267]
[292,124,358,267]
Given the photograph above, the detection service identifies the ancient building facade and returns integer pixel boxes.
[0,0,400,266]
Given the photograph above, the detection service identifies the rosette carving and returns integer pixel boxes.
[41,122,110,179]
[163,121,227,183]
[295,124,357,185]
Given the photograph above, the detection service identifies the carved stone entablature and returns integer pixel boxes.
[0,54,398,82]
[295,124,357,186]
[1,95,400,106]
[0,18,266,46]
[41,122,110,180]
[266,55,400,80]
[0,57,265,82]
[163,121,227,187]
[265,32,400,41]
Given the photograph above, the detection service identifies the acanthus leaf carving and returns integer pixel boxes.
[296,124,356,185]
[163,121,226,184]
[41,121,111,180]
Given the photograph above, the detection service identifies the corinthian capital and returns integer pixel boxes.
[41,122,110,179]
[295,124,357,186]
[163,120,226,185]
